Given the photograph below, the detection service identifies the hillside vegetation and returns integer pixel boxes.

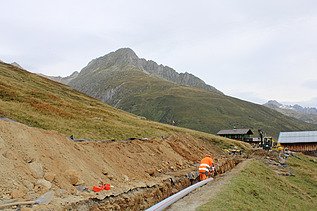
[0,61,253,210]
[199,155,317,211]
[0,62,177,140]
[0,61,247,152]
[0,61,315,210]
[68,49,317,138]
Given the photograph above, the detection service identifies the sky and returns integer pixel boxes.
[1,0,316,107]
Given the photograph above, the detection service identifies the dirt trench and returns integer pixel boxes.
[0,120,247,210]
[66,158,242,210]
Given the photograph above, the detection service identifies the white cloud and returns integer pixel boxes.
[1,0,317,106]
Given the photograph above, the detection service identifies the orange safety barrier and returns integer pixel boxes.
[92,184,111,192]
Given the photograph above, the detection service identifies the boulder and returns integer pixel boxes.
[11,189,25,199]
[102,168,108,176]
[29,162,44,179]
[123,175,129,182]
[35,179,52,190]
[44,172,56,182]
[65,169,82,185]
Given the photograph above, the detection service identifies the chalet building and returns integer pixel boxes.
[278,131,317,152]
[217,129,254,142]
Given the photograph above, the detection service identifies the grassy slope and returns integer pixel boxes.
[199,155,317,211]
[69,65,317,138]
[0,62,174,140]
[0,62,250,152]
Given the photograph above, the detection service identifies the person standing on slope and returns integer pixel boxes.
[199,154,214,181]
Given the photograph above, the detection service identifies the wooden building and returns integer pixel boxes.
[217,129,254,142]
[278,131,317,152]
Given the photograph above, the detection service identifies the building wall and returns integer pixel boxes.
[220,134,251,141]
[281,143,317,152]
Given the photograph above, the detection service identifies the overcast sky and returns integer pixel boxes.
[1,0,316,107]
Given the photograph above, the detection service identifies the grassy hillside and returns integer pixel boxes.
[0,61,249,153]
[69,65,317,138]
[199,155,317,211]
[0,62,183,140]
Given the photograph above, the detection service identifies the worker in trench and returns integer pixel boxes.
[198,154,215,181]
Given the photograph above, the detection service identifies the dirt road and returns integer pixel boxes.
[167,159,252,211]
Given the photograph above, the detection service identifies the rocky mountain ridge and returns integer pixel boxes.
[66,52,317,136]
[0,60,23,69]
[264,100,317,124]
[10,62,23,69]
[56,48,222,94]
[41,71,79,84]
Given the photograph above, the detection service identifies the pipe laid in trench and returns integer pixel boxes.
[146,177,213,211]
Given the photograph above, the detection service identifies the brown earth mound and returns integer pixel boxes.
[0,119,238,209]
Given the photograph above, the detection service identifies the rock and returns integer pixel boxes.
[145,169,155,176]
[107,174,114,180]
[2,194,11,200]
[23,155,35,163]
[2,150,16,160]
[44,172,56,182]
[35,179,52,190]
[29,162,44,179]
[123,175,129,182]
[67,48,222,105]
[75,185,88,192]
[171,188,178,194]
[65,170,81,185]
[11,189,25,199]
[102,168,108,176]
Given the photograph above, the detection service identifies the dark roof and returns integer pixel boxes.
[278,131,317,144]
[217,129,254,135]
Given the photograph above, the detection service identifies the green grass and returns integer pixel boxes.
[0,62,251,155]
[69,65,317,138]
[0,62,174,140]
[198,155,317,211]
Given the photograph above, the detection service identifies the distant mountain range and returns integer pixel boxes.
[40,71,79,85]
[264,100,317,125]
[41,48,317,137]
[49,48,222,94]
[10,62,23,69]
[0,60,24,69]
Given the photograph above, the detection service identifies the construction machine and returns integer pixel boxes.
[258,129,273,150]
[262,136,273,150]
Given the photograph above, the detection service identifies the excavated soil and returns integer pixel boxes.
[0,119,242,210]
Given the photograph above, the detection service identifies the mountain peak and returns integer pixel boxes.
[265,100,283,108]
[263,100,317,124]
[11,62,23,69]
[113,48,138,59]
[77,48,222,94]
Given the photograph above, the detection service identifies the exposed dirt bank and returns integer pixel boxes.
[0,119,242,210]
[67,159,242,210]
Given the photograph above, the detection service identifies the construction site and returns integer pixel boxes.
[0,119,245,210]
[0,58,316,210]
[1,118,316,210]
